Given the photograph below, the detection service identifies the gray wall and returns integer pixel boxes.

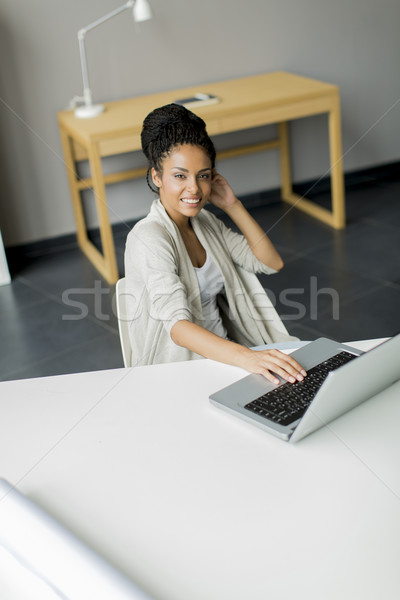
[0,0,399,247]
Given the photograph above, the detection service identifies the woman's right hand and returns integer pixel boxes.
[171,320,306,385]
[240,348,307,384]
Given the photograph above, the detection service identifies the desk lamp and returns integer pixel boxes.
[73,0,153,119]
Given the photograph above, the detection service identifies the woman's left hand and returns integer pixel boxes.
[209,172,239,212]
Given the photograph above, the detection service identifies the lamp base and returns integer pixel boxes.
[74,103,105,118]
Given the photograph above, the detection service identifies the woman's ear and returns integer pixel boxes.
[151,167,162,189]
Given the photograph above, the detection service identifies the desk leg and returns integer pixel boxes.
[279,121,331,224]
[279,121,293,199]
[279,115,346,229]
[86,142,119,284]
[60,127,119,284]
[329,96,346,228]
[59,127,89,249]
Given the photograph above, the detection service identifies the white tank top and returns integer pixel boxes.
[194,253,228,339]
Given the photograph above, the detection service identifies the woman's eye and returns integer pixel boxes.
[174,173,210,180]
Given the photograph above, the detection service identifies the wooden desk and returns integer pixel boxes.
[0,340,399,600]
[58,71,346,284]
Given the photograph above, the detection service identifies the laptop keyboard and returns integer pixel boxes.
[244,351,357,427]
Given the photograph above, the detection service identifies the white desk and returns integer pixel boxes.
[0,339,399,600]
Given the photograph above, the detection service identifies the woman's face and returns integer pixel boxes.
[152,144,212,226]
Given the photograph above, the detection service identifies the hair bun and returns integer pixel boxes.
[141,102,216,186]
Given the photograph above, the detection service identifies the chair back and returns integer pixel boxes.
[115,278,132,367]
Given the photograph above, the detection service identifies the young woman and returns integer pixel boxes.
[124,103,306,384]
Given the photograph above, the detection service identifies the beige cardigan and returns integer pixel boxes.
[124,199,297,366]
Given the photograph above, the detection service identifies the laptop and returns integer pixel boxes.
[209,335,400,443]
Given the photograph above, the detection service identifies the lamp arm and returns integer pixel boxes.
[77,0,135,107]
[77,0,135,38]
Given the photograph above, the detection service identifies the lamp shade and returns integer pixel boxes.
[133,0,153,22]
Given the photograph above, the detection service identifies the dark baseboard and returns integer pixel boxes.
[5,160,400,267]
[294,160,400,198]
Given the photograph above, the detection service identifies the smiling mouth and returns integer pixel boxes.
[181,198,201,205]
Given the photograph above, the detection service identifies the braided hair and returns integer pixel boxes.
[141,103,216,193]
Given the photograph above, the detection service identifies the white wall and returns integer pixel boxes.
[0,0,399,246]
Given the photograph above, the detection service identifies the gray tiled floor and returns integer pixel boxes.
[1,178,399,382]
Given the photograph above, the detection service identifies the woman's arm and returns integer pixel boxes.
[209,173,283,271]
[171,320,306,384]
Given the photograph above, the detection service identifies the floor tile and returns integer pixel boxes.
[0,299,110,379]
[301,220,400,284]
[284,322,325,341]
[0,279,47,316]
[345,181,400,227]
[14,247,109,298]
[248,201,351,255]
[3,331,123,381]
[11,250,120,333]
[259,255,379,323]
[300,285,400,341]
[59,281,119,333]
